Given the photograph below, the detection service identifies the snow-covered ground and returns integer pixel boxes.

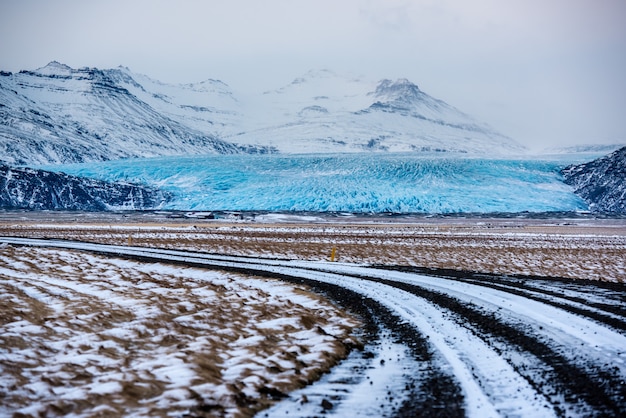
[1,235,625,417]
[0,244,359,417]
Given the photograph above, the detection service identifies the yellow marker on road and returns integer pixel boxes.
[330,247,337,262]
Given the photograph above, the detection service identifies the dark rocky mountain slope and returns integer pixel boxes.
[561,146,626,213]
[0,165,169,211]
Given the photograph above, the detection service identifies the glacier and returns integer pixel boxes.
[40,153,589,213]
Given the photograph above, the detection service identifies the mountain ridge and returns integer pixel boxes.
[1,62,525,165]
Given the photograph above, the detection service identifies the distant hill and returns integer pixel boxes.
[543,143,626,155]
[0,164,169,210]
[561,146,626,213]
[0,62,524,165]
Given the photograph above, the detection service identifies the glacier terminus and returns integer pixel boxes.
[42,153,589,213]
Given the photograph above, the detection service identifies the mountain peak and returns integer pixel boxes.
[265,69,370,101]
[293,69,337,83]
[34,61,73,76]
[373,78,422,102]
[185,78,233,94]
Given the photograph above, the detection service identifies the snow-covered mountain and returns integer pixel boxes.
[1,62,524,165]
[228,69,524,154]
[561,146,626,213]
[0,62,272,166]
[0,164,169,210]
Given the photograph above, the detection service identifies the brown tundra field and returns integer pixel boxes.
[1,211,625,417]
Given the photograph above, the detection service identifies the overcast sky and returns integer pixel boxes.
[1,0,625,150]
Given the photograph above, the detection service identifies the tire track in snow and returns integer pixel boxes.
[380,266,626,331]
[268,268,555,418]
[323,263,626,416]
[372,275,625,417]
[260,277,465,417]
[2,237,625,417]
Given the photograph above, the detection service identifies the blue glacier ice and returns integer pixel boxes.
[41,153,589,213]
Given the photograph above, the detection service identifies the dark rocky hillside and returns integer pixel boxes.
[561,146,626,213]
[0,165,169,211]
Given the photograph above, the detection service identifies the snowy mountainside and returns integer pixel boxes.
[0,62,272,166]
[0,163,169,210]
[561,146,626,213]
[108,67,243,134]
[1,63,523,165]
[228,69,524,154]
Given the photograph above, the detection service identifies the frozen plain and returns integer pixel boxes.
[1,214,625,417]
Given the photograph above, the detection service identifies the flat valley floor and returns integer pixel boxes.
[1,211,624,282]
